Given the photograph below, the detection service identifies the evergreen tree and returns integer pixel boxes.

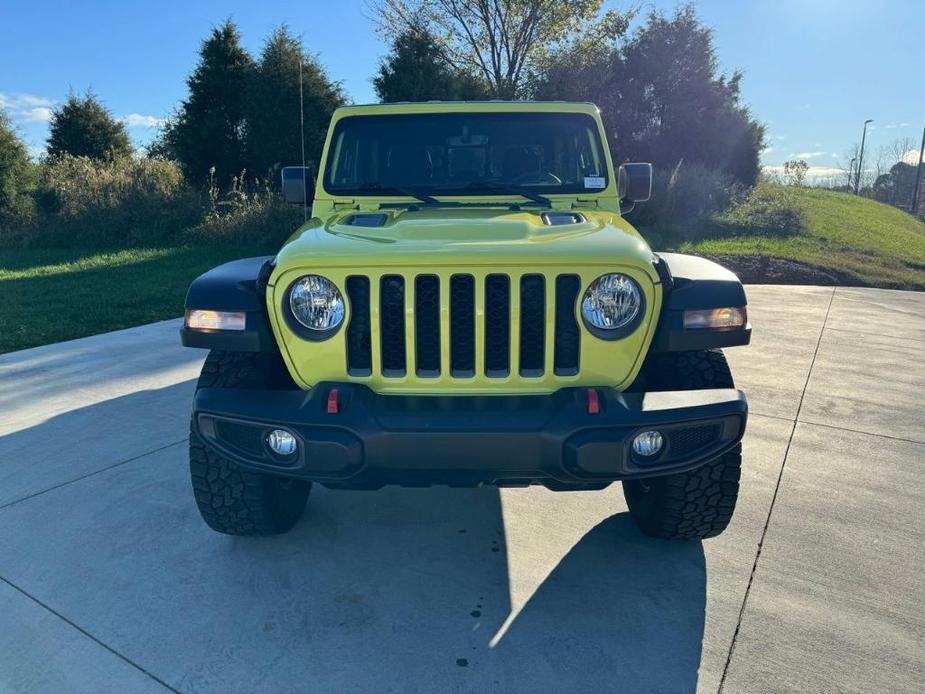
[160,20,253,184]
[46,91,131,160]
[245,25,346,182]
[374,31,489,103]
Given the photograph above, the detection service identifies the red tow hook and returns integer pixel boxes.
[587,388,600,415]
[326,387,340,414]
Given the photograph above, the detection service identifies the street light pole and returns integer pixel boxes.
[911,125,925,216]
[855,119,873,195]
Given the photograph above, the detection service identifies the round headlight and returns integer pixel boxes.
[289,275,345,332]
[581,274,643,333]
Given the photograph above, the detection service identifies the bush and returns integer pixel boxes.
[631,162,740,232]
[7,154,201,248]
[719,183,802,235]
[0,111,37,229]
[186,172,302,245]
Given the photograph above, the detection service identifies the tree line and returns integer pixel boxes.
[1,3,767,235]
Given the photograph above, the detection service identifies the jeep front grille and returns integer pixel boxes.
[344,272,582,381]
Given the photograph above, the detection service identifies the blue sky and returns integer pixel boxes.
[1,0,922,178]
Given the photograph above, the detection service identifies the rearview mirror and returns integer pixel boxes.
[281,166,313,205]
[617,163,652,214]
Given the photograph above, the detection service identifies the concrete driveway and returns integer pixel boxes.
[0,285,922,693]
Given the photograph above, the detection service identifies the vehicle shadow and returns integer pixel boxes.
[491,513,706,693]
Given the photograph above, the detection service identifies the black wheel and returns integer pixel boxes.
[189,350,311,536]
[623,350,742,540]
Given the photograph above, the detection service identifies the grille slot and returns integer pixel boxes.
[450,275,476,377]
[215,421,264,456]
[345,276,372,376]
[554,275,581,375]
[380,275,406,376]
[415,275,440,376]
[484,274,511,377]
[519,274,546,376]
[668,425,719,455]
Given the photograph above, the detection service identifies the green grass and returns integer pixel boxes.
[0,243,277,354]
[657,184,925,289]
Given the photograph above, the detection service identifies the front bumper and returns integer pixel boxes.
[192,384,747,490]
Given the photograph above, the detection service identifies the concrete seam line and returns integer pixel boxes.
[718,286,836,693]
[821,325,925,344]
[0,439,186,512]
[797,419,925,447]
[0,574,180,693]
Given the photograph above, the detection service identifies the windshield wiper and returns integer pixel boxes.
[354,183,439,206]
[458,182,552,208]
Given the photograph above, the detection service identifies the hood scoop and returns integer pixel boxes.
[343,213,388,227]
[541,211,585,226]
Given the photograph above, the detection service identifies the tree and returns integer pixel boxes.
[46,91,131,160]
[245,25,346,182]
[0,110,37,227]
[372,0,630,98]
[783,160,809,186]
[532,5,765,187]
[374,30,490,102]
[872,162,917,206]
[158,20,253,184]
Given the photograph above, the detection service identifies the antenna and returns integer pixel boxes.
[299,56,308,223]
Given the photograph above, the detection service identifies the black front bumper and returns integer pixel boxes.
[192,384,747,490]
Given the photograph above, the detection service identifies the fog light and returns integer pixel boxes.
[633,431,664,457]
[267,429,297,456]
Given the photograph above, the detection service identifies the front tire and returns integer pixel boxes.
[189,351,311,536]
[623,350,742,540]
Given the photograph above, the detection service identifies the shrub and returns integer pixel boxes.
[719,183,802,235]
[187,169,301,245]
[12,154,200,247]
[631,161,740,232]
[0,111,37,230]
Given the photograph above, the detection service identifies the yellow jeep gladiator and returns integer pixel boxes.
[181,101,751,539]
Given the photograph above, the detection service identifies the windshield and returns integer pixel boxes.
[323,112,609,198]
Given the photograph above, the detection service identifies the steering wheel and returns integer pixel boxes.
[511,171,562,185]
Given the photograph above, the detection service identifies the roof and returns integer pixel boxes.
[331,101,601,118]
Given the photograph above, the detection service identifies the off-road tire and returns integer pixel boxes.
[623,350,742,540]
[189,350,311,536]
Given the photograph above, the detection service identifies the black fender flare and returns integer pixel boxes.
[650,253,751,352]
[180,256,279,352]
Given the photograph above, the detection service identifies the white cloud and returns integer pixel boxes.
[902,148,921,165]
[0,92,56,120]
[761,147,774,155]
[23,106,53,122]
[764,164,846,180]
[791,151,826,159]
[885,122,911,130]
[121,113,166,128]
[773,134,787,140]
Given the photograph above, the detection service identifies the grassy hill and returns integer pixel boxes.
[657,184,925,290]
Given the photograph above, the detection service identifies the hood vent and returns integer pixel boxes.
[344,213,387,227]
[541,212,585,226]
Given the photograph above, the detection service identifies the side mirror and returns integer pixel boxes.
[617,163,652,214]
[281,166,313,205]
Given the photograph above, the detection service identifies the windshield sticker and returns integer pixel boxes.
[584,176,606,189]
